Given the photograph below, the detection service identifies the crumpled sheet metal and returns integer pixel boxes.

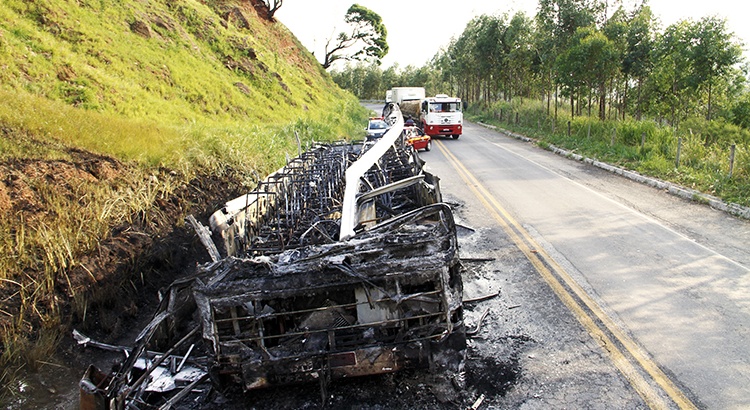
[78,137,466,409]
[195,203,465,389]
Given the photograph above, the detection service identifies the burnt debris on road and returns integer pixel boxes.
[77,108,467,409]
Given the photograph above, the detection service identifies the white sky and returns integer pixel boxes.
[276,0,750,69]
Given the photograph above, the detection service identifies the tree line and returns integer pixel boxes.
[331,0,750,131]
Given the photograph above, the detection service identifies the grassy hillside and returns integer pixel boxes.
[0,0,365,163]
[0,0,368,399]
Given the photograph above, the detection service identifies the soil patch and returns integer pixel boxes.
[0,142,254,408]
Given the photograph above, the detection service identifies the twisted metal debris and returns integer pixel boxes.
[79,106,466,409]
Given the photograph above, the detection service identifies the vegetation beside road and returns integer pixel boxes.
[467,99,750,208]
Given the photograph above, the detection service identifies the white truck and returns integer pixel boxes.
[385,87,463,139]
[385,86,425,104]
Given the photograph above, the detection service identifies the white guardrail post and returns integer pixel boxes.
[339,106,405,240]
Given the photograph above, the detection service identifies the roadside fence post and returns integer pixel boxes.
[676,137,682,168]
[641,132,646,150]
[611,129,616,146]
[567,121,571,137]
[515,112,519,124]
[729,144,736,178]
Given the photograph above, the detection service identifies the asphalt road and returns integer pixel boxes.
[406,115,750,409]
[17,107,748,409]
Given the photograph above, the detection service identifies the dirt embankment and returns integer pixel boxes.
[0,138,523,409]
[0,135,253,400]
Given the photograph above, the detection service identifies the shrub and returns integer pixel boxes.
[465,98,749,207]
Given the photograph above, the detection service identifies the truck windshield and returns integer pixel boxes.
[429,102,461,113]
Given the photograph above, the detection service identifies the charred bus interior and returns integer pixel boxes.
[78,110,466,409]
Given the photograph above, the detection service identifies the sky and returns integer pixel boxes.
[276,0,750,70]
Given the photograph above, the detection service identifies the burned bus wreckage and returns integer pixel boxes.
[78,108,466,409]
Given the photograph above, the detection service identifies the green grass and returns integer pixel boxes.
[0,0,362,128]
[0,0,369,399]
[469,99,750,208]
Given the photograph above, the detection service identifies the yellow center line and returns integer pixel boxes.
[435,139,697,410]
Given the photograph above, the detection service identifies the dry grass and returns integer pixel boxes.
[0,0,369,401]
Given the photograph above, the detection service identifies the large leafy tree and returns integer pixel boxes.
[622,5,656,120]
[321,4,388,69]
[473,14,505,103]
[557,26,619,119]
[647,17,742,126]
[687,16,742,121]
[539,0,604,116]
[649,21,695,126]
[504,12,534,101]
[446,21,482,102]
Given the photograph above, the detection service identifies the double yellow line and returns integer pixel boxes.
[435,139,697,410]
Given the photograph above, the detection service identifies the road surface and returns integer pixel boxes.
[14,108,748,409]
[411,114,750,409]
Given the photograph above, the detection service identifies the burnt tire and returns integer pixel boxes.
[429,323,467,373]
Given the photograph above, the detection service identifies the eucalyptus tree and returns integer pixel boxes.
[538,0,605,117]
[446,12,534,105]
[621,5,656,120]
[429,48,456,96]
[504,12,534,102]
[538,0,603,46]
[447,21,483,102]
[381,64,400,94]
[687,16,742,121]
[329,66,354,94]
[647,17,742,127]
[347,64,368,97]
[473,14,505,103]
[602,7,628,119]
[361,63,383,100]
[646,21,693,126]
[533,4,560,116]
[397,65,431,92]
[557,26,620,119]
